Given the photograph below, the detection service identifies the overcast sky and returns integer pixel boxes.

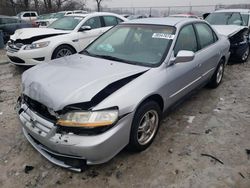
[87,0,250,8]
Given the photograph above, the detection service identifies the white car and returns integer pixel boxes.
[6,12,127,66]
[36,11,89,28]
[17,11,38,22]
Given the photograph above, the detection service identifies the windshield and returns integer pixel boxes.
[48,16,83,30]
[206,12,248,26]
[82,24,175,67]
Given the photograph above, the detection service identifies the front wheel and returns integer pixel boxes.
[240,45,249,62]
[52,45,76,60]
[207,59,225,88]
[128,101,162,152]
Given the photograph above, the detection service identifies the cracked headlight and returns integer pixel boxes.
[24,41,50,50]
[57,109,118,128]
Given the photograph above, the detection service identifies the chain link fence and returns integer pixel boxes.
[102,4,250,17]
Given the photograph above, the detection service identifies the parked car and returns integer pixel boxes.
[35,13,56,28]
[127,14,148,20]
[17,11,38,22]
[169,14,200,19]
[0,15,32,43]
[6,12,127,65]
[16,17,230,171]
[35,11,89,28]
[206,9,250,62]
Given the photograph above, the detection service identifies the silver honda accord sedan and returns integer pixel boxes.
[16,18,230,171]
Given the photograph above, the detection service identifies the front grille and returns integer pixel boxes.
[8,56,25,64]
[23,95,57,122]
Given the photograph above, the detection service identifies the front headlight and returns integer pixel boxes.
[57,109,118,128]
[24,41,50,50]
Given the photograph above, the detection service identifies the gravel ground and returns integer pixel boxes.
[0,54,250,188]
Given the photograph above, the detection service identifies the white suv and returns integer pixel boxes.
[17,11,38,22]
[7,12,127,65]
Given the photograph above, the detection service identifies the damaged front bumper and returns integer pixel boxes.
[17,102,133,171]
[6,45,50,66]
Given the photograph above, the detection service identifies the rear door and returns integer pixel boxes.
[193,23,220,82]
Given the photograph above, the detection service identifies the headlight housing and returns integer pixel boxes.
[24,41,50,50]
[57,109,118,128]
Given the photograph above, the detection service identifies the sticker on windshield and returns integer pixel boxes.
[152,33,175,39]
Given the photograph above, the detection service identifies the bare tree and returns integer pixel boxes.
[43,0,52,11]
[95,0,104,12]
[23,0,29,9]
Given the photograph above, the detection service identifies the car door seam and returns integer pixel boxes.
[169,76,202,98]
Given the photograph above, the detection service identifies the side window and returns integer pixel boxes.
[195,23,215,49]
[23,13,30,17]
[117,18,123,24]
[83,17,101,29]
[30,13,36,17]
[174,24,198,56]
[103,16,118,26]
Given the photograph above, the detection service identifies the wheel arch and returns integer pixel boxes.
[51,43,77,60]
[135,94,164,113]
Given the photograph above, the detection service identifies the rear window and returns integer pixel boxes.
[103,16,118,26]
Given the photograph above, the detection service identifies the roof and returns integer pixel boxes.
[169,14,198,18]
[215,9,250,13]
[123,17,199,26]
[65,12,124,18]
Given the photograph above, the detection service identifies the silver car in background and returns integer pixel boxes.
[16,18,230,171]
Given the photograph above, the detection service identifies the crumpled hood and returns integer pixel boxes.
[10,28,69,41]
[22,54,149,111]
[212,25,247,37]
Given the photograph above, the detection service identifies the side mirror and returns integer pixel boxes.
[171,50,195,65]
[79,25,91,32]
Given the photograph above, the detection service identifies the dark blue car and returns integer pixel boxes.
[0,15,32,43]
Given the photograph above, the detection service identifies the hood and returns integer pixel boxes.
[212,25,247,37]
[10,28,69,42]
[22,54,149,111]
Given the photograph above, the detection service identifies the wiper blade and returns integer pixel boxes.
[80,49,90,55]
[95,55,126,62]
[80,51,141,66]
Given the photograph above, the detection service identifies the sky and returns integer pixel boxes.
[87,0,250,9]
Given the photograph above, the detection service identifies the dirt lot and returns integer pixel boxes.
[0,56,250,188]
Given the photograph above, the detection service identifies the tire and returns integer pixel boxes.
[240,45,249,62]
[52,45,76,60]
[128,101,162,152]
[207,59,225,88]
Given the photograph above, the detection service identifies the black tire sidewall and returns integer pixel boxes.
[208,59,225,88]
[52,45,75,60]
[128,101,162,152]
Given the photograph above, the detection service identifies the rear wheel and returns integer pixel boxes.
[52,45,76,59]
[208,59,225,88]
[128,101,162,152]
[240,45,249,62]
